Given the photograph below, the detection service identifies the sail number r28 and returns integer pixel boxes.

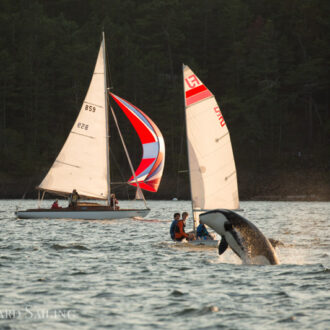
[77,122,89,130]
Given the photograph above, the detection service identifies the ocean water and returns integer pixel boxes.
[0,200,329,329]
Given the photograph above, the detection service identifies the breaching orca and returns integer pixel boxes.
[199,209,280,265]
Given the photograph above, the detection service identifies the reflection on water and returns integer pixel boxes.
[0,200,329,329]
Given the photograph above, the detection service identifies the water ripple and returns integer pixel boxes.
[0,200,329,329]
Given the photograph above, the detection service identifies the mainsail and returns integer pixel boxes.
[38,39,109,199]
[110,93,165,192]
[183,65,239,225]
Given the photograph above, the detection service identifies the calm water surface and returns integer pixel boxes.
[0,200,329,329]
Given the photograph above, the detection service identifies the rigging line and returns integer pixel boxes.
[110,182,140,191]
[70,131,94,139]
[215,132,229,143]
[83,101,103,108]
[111,185,130,200]
[225,171,236,181]
[55,160,80,168]
[110,183,130,195]
[109,105,148,209]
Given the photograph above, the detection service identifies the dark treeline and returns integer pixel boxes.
[0,0,329,200]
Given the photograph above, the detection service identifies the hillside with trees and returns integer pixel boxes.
[0,0,329,200]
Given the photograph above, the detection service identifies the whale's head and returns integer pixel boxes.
[199,209,232,235]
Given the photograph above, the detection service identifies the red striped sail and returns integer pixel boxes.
[110,93,165,192]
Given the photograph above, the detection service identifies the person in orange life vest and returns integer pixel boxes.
[182,211,195,240]
[51,199,61,209]
[174,211,192,241]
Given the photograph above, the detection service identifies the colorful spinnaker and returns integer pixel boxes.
[110,93,165,192]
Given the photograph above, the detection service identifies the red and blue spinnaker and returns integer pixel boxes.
[110,93,165,192]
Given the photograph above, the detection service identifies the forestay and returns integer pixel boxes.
[183,65,239,218]
[110,93,165,192]
[38,40,108,199]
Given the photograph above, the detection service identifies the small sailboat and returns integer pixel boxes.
[182,65,239,244]
[16,33,165,220]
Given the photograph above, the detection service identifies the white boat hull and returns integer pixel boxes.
[16,208,150,220]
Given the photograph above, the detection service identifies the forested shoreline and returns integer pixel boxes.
[0,1,329,200]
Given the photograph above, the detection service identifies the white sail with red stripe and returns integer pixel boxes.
[110,93,165,192]
[183,65,239,229]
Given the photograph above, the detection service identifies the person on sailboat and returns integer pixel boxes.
[182,212,189,222]
[196,219,215,240]
[110,193,119,210]
[51,199,61,209]
[182,212,195,240]
[173,212,194,241]
[170,213,180,240]
[69,189,80,208]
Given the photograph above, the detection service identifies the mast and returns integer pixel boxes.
[182,64,196,233]
[103,32,111,206]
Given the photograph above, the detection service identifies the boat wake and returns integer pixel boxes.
[132,217,167,222]
[156,240,218,251]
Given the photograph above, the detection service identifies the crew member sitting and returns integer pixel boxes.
[196,219,215,240]
[51,199,61,209]
[174,212,194,241]
[170,212,180,240]
[69,189,80,208]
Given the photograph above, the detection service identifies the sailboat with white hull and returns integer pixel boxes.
[16,33,165,220]
[182,65,239,244]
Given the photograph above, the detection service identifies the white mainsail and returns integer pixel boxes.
[183,65,239,226]
[38,39,109,199]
